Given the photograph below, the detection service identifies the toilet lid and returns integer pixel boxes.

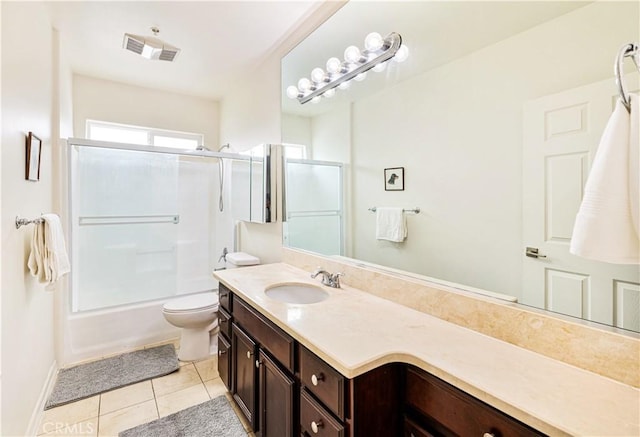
[163,293,219,312]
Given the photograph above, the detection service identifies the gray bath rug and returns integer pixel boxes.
[45,344,179,410]
[119,396,246,437]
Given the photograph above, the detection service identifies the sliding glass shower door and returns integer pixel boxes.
[69,143,216,312]
[283,159,344,256]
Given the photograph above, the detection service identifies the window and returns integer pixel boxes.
[86,120,204,150]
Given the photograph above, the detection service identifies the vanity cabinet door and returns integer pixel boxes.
[258,349,295,437]
[232,323,258,430]
[218,334,231,390]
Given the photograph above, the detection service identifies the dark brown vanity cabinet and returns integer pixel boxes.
[218,284,545,437]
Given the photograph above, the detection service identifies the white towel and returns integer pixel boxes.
[570,96,640,264]
[376,207,407,242]
[27,213,71,288]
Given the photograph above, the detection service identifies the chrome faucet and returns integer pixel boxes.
[311,267,344,288]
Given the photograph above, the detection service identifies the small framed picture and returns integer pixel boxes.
[25,132,42,181]
[384,167,404,191]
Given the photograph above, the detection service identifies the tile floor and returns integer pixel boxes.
[38,341,255,437]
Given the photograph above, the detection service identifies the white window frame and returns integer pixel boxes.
[86,119,204,149]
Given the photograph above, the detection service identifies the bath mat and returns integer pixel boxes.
[119,395,246,437]
[45,344,179,410]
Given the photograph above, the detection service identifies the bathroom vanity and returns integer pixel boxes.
[214,263,639,437]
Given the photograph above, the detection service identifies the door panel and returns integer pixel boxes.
[258,350,295,437]
[232,323,257,429]
[522,73,640,330]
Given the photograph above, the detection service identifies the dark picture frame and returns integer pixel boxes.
[384,167,404,191]
[25,132,42,181]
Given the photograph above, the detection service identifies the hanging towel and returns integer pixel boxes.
[570,95,640,264]
[28,213,71,288]
[376,207,407,242]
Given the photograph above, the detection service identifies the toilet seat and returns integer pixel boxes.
[163,293,218,313]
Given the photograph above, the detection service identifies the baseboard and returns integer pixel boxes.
[26,360,58,436]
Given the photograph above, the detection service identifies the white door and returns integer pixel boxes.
[522,74,640,331]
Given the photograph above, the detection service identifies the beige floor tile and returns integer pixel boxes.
[227,394,252,432]
[144,338,179,350]
[97,400,158,437]
[39,417,98,437]
[203,377,228,400]
[155,383,210,417]
[39,396,100,435]
[194,356,219,381]
[151,364,202,397]
[99,381,154,415]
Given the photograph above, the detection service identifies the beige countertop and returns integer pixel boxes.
[213,263,640,436]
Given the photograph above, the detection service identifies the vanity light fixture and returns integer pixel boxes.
[123,27,180,62]
[286,32,408,104]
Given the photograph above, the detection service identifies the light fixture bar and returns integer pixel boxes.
[298,32,403,104]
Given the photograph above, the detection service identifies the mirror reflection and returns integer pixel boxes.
[281,1,640,332]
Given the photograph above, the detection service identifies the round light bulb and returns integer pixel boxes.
[344,45,362,63]
[338,80,351,90]
[286,85,299,99]
[326,57,342,74]
[323,88,336,98]
[311,96,321,104]
[364,32,383,51]
[297,77,311,92]
[372,61,388,72]
[354,72,367,82]
[311,67,325,84]
[394,45,409,63]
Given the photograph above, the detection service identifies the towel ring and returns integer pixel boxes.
[615,42,639,113]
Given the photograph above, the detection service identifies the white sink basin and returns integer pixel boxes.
[264,283,329,304]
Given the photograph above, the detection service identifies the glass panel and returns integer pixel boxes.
[88,124,148,145]
[153,135,199,149]
[284,160,343,255]
[284,215,341,256]
[71,146,216,312]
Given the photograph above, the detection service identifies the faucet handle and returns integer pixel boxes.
[331,272,344,288]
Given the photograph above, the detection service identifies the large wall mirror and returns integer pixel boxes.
[281,1,640,332]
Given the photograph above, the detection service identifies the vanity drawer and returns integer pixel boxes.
[233,297,295,372]
[405,367,544,437]
[218,307,232,340]
[300,388,345,437]
[219,282,232,313]
[299,346,346,420]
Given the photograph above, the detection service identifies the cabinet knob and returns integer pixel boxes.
[246,350,253,359]
[311,373,324,386]
[218,350,226,356]
[255,359,261,369]
[311,419,324,434]
[483,433,495,437]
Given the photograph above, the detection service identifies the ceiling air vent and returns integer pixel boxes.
[122,27,180,62]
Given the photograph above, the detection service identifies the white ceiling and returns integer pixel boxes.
[47,1,324,100]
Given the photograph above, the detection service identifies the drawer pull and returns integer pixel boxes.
[311,419,324,434]
[246,350,253,359]
[256,359,261,369]
[218,350,227,356]
[311,373,324,386]
[483,433,495,437]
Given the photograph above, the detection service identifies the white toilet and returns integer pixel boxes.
[162,292,219,361]
[162,252,260,361]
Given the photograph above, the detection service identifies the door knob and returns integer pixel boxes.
[525,247,547,259]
